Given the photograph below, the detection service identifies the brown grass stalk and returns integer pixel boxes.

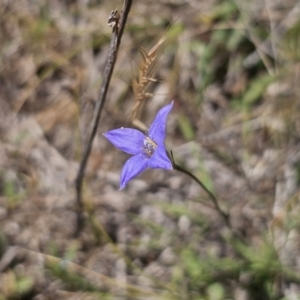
[75,0,132,236]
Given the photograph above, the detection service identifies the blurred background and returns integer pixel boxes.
[1,0,300,299]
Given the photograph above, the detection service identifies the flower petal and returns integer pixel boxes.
[120,154,149,189]
[103,128,145,155]
[148,101,174,145]
[148,145,173,170]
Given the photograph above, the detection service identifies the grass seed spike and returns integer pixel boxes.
[131,35,166,121]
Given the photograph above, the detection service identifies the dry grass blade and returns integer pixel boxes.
[18,247,161,298]
[130,36,166,121]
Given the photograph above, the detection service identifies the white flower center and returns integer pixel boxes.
[143,137,157,156]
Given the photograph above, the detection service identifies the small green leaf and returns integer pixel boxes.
[207,283,225,300]
[16,277,34,295]
[178,114,195,141]
[242,73,274,107]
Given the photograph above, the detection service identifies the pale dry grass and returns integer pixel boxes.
[1,0,300,299]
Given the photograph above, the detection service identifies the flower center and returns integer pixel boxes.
[143,137,157,156]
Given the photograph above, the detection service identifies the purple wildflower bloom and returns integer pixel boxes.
[103,101,174,189]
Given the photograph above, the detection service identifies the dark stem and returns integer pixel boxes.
[75,0,132,236]
[170,151,231,228]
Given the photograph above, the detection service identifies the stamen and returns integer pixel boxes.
[143,137,157,156]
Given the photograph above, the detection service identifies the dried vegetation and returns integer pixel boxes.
[1,0,300,299]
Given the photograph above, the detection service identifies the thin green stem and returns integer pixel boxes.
[169,151,231,228]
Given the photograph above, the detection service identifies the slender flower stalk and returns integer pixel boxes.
[169,150,231,228]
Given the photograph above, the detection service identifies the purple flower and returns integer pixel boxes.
[103,101,174,189]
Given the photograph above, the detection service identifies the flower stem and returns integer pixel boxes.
[169,151,231,228]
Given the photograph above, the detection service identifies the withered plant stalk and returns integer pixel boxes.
[75,0,132,236]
